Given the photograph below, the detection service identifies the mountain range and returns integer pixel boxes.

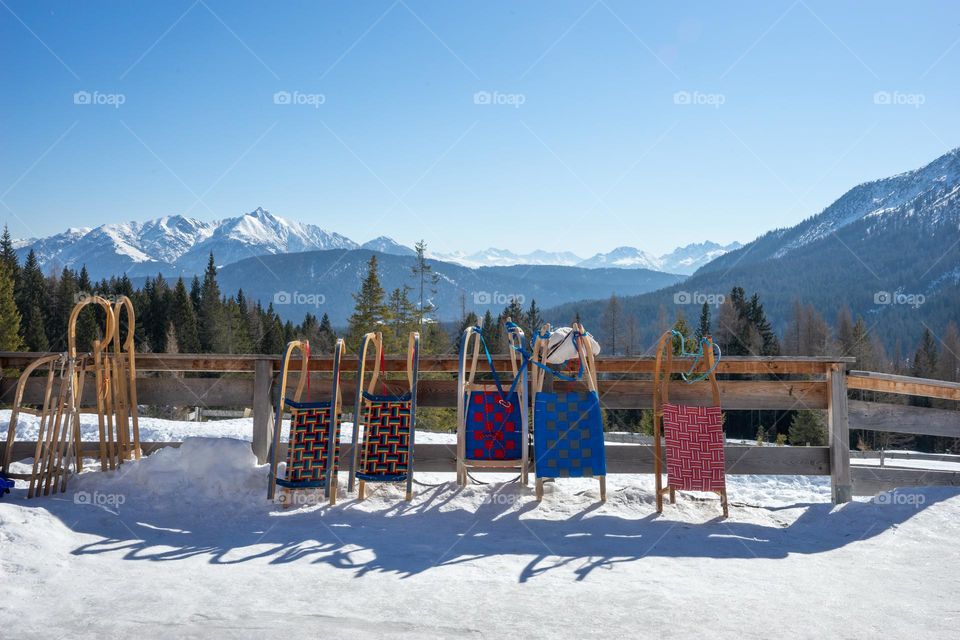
[14,209,738,279]
[550,147,960,349]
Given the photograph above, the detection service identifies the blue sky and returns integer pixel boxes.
[1,1,958,256]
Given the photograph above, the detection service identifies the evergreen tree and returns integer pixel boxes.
[385,286,417,351]
[524,299,544,345]
[198,254,223,352]
[696,302,711,341]
[47,267,78,350]
[346,255,388,351]
[410,240,440,327]
[789,411,827,446]
[910,328,939,408]
[189,275,203,315]
[17,250,49,351]
[0,225,20,290]
[170,278,200,353]
[0,262,23,350]
[937,322,960,383]
[315,313,336,353]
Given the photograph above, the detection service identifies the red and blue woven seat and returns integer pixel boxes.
[464,390,522,461]
[277,399,341,489]
[355,392,413,482]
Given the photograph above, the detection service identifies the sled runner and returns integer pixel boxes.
[652,330,728,517]
[456,322,530,486]
[1,353,74,498]
[349,331,420,501]
[268,339,345,506]
[530,323,606,502]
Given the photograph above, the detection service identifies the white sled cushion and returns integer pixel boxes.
[542,327,601,364]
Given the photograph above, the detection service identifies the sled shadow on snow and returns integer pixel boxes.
[22,480,956,583]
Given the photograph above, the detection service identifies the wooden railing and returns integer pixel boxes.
[2,352,958,502]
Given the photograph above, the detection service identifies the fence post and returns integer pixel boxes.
[828,363,852,502]
[252,358,275,464]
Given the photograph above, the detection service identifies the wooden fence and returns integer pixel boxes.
[2,352,958,502]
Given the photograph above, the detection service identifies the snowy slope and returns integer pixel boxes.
[361,236,416,256]
[1,432,957,639]
[14,207,357,278]
[577,246,662,270]
[708,146,960,272]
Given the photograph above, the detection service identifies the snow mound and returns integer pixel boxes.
[74,437,265,508]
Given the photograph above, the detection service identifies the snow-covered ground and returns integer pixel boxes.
[2,418,958,639]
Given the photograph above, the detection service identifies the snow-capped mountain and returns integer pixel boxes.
[15,206,741,279]
[361,236,416,256]
[707,147,960,273]
[577,247,662,271]
[15,207,357,278]
[576,242,742,274]
[429,248,583,268]
[659,241,743,274]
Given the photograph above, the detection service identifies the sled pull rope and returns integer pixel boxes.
[470,326,527,408]
[511,322,586,383]
[667,329,722,383]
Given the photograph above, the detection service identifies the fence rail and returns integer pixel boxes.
[2,352,958,501]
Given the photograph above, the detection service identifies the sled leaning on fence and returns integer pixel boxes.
[0,294,143,497]
[652,330,728,517]
[456,321,531,486]
[349,331,420,501]
[1,353,72,498]
[530,323,607,502]
[268,339,345,506]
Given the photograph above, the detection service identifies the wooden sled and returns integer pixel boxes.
[456,321,530,486]
[530,323,607,502]
[652,331,728,518]
[267,339,345,506]
[348,331,419,501]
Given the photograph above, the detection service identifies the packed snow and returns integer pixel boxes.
[1,417,958,639]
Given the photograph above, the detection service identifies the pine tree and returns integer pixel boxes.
[189,275,202,315]
[315,313,336,353]
[696,302,711,341]
[937,322,960,383]
[0,262,23,350]
[170,278,200,353]
[47,267,78,350]
[910,329,938,408]
[410,240,439,327]
[347,255,388,351]
[17,250,49,351]
[385,286,417,351]
[789,411,827,446]
[198,254,223,352]
[0,225,20,292]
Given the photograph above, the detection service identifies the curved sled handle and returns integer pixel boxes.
[68,295,116,360]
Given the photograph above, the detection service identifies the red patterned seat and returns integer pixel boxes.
[662,403,725,492]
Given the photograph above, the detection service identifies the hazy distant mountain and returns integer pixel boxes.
[212,249,685,324]
[576,242,741,274]
[429,248,583,268]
